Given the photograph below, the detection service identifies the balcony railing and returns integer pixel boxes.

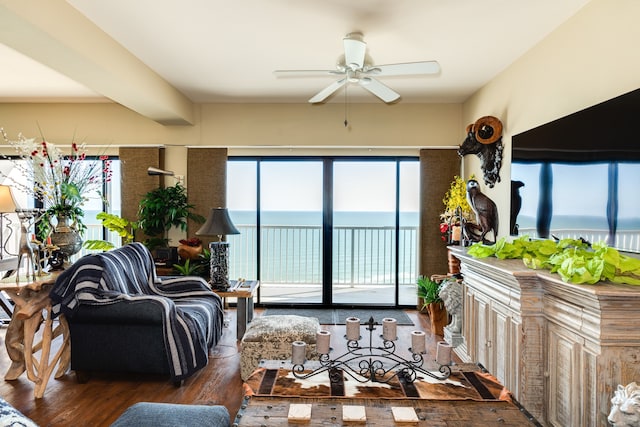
[518,228,640,253]
[228,224,419,286]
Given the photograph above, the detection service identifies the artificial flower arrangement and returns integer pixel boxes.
[468,236,640,285]
[0,127,112,239]
[440,175,475,243]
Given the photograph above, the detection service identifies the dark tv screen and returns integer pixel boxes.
[511,88,640,253]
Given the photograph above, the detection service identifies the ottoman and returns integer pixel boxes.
[110,402,229,427]
[240,315,320,380]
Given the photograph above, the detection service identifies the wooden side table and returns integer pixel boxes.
[213,280,259,340]
[1,271,70,398]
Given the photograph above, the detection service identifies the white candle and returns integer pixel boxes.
[291,341,306,365]
[382,318,397,341]
[316,330,331,354]
[411,330,426,354]
[346,317,361,341]
[436,341,453,365]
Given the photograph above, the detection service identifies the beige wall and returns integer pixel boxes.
[0,102,462,149]
[462,0,640,238]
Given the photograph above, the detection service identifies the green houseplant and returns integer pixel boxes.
[83,212,137,251]
[172,248,210,277]
[416,275,448,336]
[137,183,205,250]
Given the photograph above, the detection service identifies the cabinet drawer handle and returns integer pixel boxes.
[486,341,492,348]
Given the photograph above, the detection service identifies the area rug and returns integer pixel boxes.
[262,308,414,326]
[244,366,510,402]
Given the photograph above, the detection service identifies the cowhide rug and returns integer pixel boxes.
[244,367,511,401]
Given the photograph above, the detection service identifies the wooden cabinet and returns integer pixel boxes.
[451,247,640,427]
[463,287,521,390]
[456,252,543,419]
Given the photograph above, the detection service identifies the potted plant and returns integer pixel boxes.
[416,275,448,336]
[137,183,205,251]
[172,248,210,277]
[440,175,475,245]
[1,129,113,257]
[83,212,137,251]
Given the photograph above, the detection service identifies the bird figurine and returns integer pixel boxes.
[466,179,499,244]
[510,180,524,235]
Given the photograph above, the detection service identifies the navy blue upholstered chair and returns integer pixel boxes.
[50,243,224,384]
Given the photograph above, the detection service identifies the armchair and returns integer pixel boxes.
[50,242,224,384]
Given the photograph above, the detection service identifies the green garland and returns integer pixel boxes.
[467,236,640,285]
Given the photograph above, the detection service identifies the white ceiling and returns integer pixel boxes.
[0,0,590,108]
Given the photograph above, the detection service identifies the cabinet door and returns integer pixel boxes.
[473,294,491,369]
[546,322,582,427]
[489,303,520,396]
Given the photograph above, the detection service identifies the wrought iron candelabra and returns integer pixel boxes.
[291,316,452,384]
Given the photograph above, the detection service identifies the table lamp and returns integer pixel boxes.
[196,208,239,290]
[0,185,18,259]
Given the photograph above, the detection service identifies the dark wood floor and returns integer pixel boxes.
[0,308,452,426]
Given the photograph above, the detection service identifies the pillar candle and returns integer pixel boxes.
[436,341,453,366]
[316,330,331,354]
[345,317,361,341]
[451,225,462,242]
[382,318,397,341]
[411,330,426,354]
[291,341,307,365]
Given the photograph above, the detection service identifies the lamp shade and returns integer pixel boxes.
[196,208,239,237]
[0,185,17,213]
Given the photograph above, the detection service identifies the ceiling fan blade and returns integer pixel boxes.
[274,69,343,76]
[368,61,441,76]
[358,77,400,103]
[309,78,347,103]
[343,37,366,69]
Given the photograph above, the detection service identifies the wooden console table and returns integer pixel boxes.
[213,279,259,340]
[1,271,70,398]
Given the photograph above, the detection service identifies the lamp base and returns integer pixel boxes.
[209,241,230,290]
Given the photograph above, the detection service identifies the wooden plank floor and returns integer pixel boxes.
[0,308,454,426]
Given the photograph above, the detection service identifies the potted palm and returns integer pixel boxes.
[417,275,448,336]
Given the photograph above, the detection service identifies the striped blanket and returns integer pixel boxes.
[50,242,223,381]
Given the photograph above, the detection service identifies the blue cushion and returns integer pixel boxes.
[110,402,229,427]
[0,397,38,427]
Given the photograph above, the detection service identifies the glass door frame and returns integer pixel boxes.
[227,155,419,308]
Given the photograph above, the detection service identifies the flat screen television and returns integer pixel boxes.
[511,88,640,253]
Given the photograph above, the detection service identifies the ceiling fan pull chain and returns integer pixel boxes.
[344,84,349,127]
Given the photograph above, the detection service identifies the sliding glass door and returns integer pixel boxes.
[227,157,419,307]
[332,161,396,305]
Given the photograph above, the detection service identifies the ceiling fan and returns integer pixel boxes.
[274,32,440,104]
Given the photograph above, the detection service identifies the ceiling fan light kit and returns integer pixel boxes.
[275,32,440,104]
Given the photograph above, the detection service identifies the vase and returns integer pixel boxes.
[177,244,203,260]
[447,249,461,275]
[50,214,83,259]
[427,303,448,336]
